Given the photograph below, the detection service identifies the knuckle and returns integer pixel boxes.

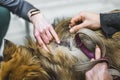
[74,26,79,32]
[34,33,39,37]
[39,29,45,34]
[72,18,76,21]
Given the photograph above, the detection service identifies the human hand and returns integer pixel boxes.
[30,13,60,52]
[85,62,113,80]
[69,12,101,33]
[85,46,113,80]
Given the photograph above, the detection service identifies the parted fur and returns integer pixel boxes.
[0,12,120,80]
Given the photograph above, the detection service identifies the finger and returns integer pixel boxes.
[69,22,87,33]
[49,25,60,44]
[41,20,53,41]
[90,58,95,61]
[35,35,49,52]
[95,45,101,59]
[33,22,49,44]
[69,15,82,28]
[39,29,49,44]
[45,26,53,41]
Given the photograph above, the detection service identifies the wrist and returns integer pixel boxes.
[28,9,40,21]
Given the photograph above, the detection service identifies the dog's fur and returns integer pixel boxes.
[0,14,120,80]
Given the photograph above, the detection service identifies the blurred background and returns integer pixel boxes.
[4,0,120,45]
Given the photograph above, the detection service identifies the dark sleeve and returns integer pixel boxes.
[100,12,120,37]
[0,0,39,21]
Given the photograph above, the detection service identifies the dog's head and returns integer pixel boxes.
[0,18,91,80]
[1,36,81,80]
[1,17,120,80]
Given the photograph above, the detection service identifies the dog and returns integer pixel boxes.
[0,16,120,80]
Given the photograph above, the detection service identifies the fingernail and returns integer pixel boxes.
[57,40,60,44]
[91,58,95,61]
[69,26,71,28]
[69,28,74,33]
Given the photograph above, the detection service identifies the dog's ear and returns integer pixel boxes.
[3,39,17,61]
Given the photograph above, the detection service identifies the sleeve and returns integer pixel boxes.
[100,12,120,37]
[0,0,39,21]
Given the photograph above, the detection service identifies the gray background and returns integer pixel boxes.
[4,0,120,45]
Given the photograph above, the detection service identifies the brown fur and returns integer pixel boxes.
[0,12,120,80]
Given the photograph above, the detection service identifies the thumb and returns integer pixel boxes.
[69,22,87,33]
[95,45,101,59]
[90,58,95,61]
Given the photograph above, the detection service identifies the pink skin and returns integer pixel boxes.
[69,11,113,79]
[30,13,60,52]
[69,12,101,33]
[86,46,113,80]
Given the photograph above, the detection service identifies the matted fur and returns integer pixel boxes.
[0,12,120,80]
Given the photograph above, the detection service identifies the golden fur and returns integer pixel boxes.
[0,15,120,80]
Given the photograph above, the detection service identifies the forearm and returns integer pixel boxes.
[0,0,39,21]
[100,12,120,37]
